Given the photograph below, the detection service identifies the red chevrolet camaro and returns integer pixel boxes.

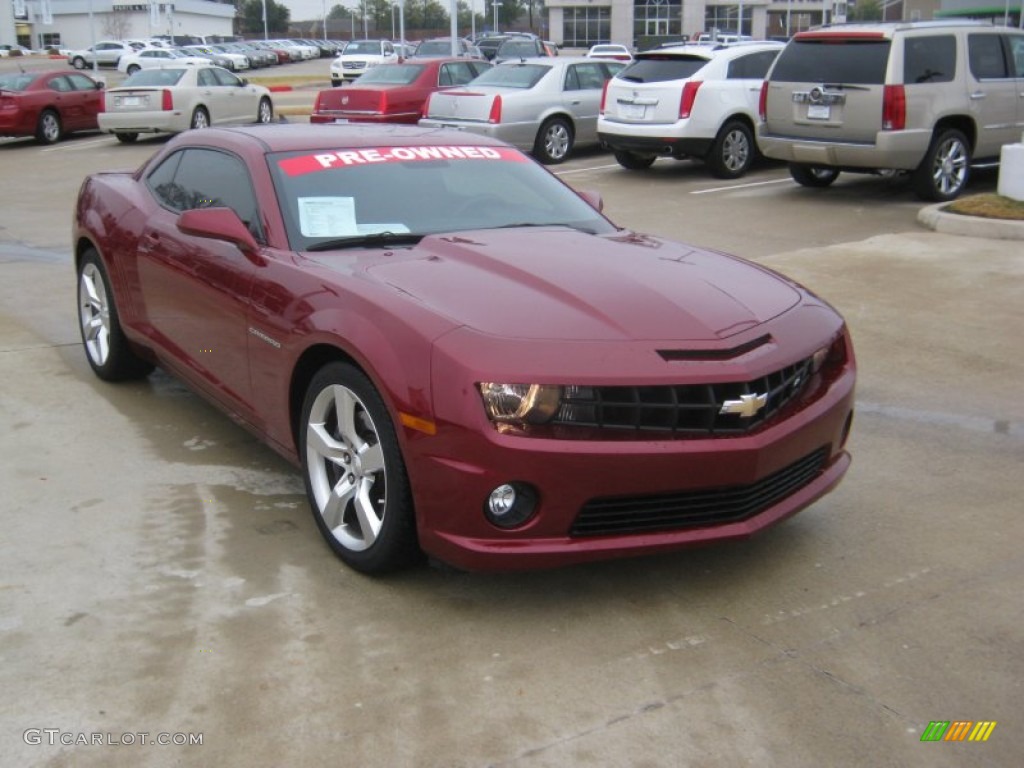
[74,124,855,573]
[309,58,492,125]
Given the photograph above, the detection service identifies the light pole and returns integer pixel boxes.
[492,0,500,33]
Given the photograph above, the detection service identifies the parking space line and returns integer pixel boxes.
[41,137,116,153]
[690,178,793,195]
[555,163,622,176]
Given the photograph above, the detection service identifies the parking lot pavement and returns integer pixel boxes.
[1,222,1020,765]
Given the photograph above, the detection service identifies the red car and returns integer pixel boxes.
[73,124,855,574]
[0,69,104,143]
[310,58,492,125]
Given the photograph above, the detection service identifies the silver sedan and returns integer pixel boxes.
[419,56,625,164]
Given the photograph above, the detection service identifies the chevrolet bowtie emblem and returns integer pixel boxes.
[720,393,768,418]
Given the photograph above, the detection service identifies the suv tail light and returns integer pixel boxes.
[488,94,502,124]
[882,85,905,131]
[600,79,610,115]
[758,81,769,122]
[161,89,173,111]
[679,81,703,120]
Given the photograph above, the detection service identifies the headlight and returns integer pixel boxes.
[478,383,561,425]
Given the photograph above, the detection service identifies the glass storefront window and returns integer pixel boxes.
[563,7,612,48]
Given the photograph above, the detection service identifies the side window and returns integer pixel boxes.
[443,62,476,86]
[212,68,241,87]
[48,76,72,92]
[147,149,263,240]
[66,73,98,91]
[968,34,1010,80]
[568,63,605,91]
[1007,34,1024,77]
[438,65,453,87]
[903,35,955,84]
[728,51,779,80]
[198,68,218,87]
[564,66,581,91]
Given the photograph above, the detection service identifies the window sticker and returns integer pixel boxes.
[278,145,527,176]
[298,196,357,237]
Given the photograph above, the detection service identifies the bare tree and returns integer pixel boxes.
[102,10,133,41]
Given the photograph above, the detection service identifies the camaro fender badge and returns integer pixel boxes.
[719,393,768,418]
[248,327,281,349]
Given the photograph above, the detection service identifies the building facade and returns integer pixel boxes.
[4,1,235,50]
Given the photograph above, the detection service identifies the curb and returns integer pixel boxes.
[918,203,1024,241]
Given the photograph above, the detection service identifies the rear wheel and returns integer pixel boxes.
[126,64,140,75]
[77,249,153,381]
[256,97,273,124]
[190,106,210,130]
[115,132,139,144]
[35,109,62,144]
[613,150,656,170]
[72,56,86,70]
[790,163,840,188]
[534,117,573,165]
[300,362,418,573]
[707,120,754,179]
[912,129,970,202]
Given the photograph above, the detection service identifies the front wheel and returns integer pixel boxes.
[256,97,273,124]
[36,109,62,144]
[300,362,418,573]
[77,250,153,381]
[190,106,210,130]
[912,129,970,202]
[72,56,86,70]
[115,132,139,144]
[790,163,840,188]
[707,120,754,179]
[613,150,656,170]
[534,117,573,164]
[126,64,140,75]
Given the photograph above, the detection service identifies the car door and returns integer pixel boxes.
[725,49,780,120]
[1009,33,1024,136]
[57,73,101,130]
[563,62,615,143]
[136,147,262,416]
[967,32,1020,158]
[196,67,232,123]
[209,66,253,123]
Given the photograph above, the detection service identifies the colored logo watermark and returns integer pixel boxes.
[921,721,997,742]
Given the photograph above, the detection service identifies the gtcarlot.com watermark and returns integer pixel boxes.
[24,729,203,747]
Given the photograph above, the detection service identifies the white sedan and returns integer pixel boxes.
[117,48,214,75]
[98,66,274,144]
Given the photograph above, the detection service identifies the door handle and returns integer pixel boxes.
[969,91,986,100]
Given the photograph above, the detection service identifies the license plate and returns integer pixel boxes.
[333,118,349,124]
[441,123,463,131]
[122,96,141,107]
[621,103,646,120]
[807,104,830,120]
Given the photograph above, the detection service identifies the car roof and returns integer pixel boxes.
[793,20,993,40]
[637,41,782,59]
[192,123,518,153]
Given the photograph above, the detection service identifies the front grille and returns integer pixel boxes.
[570,447,829,537]
[343,61,367,69]
[553,358,812,436]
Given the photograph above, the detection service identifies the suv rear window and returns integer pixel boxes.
[770,39,891,84]
[616,56,708,83]
[904,35,955,83]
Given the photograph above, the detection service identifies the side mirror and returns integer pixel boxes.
[578,189,604,212]
[177,207,260,259]
[95,81,105,90]
[239,77,248,86]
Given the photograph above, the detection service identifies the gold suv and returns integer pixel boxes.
[758,21,1024,201]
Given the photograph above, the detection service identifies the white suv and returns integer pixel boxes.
[330,40,398,86]
[598,42,783,178]
[758,21,1024,201]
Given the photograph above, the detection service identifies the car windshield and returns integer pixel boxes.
[415,41,453,56]
[344,41,382,55]
[358,64,424,85]
[618,55,709,83]
[0,73,34,91]
[472,63,549,88]
[123,68,187,87]
[268,145,616,251]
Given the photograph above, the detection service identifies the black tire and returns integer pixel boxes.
[115,132,139,144]
[190,106,210,130]
[912,128,970,202]
[126,64,140,75]
[534,116,574,165]
[790,163,840,188]
[256,97,273,124]
[300,362,418,573]
[72,56,86,70]
[707,120,755,179]
[77,249,153,382]
[35,109,62,144]
[614,150,656,170]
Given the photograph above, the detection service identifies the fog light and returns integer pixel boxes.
[484,482,538,529]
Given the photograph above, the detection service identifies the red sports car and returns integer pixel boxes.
[310,58,492,125]
[0,69,104,143]
[73,124,855,574]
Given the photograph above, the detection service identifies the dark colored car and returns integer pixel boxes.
[475,36,509,61]
[494,38,550,63]
[0,69,104,143]
[73,124,855,574]
[310,58,491,124]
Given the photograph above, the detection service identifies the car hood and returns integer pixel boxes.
[352,228,801,341]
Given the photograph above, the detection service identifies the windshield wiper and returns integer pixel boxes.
[490,222,594,233]
[306,232,424,252]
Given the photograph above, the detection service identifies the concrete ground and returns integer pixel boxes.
[1,86,1021,765]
